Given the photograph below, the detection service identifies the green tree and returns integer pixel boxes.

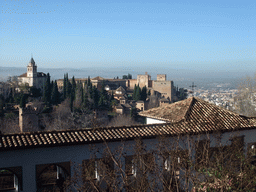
[133,84,141,101]
[63,73,67,100]
[0,94,5,117]
[141,86,147,101]
[51,81,59,105]
[98,81,109,109]
[92,86,99,109]
[122,75,128,79]
[43,73,51,105]
[19,94,26,108]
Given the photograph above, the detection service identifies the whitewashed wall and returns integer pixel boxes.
[1,128,256,191]
[146,117,166,124]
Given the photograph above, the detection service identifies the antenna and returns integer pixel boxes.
[189,82,197,96]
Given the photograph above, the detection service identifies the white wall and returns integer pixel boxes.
[146,117,166,124]
[1,128,256,191]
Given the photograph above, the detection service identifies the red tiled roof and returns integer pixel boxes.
[140,97,193,122]
[139,97,255,129]
[1,97,256,151]
[1,120,256,151]
[92,76,105,80]
[19,73,27,77]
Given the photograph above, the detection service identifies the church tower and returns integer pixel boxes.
[27,57,37,78]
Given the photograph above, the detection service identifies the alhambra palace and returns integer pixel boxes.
[56,72,177,113]
[1,58,256,191]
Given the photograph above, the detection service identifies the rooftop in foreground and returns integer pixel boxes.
[1,97,256,151]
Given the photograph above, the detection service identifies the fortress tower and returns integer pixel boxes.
[19,106,39,133]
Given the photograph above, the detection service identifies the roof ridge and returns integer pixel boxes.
[194,96,242,117]
[1,123,161,136]
[183,97,195,121]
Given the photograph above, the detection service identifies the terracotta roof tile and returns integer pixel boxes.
[19,73,27,77]
[92,76,105,80]
[1,98,256,151]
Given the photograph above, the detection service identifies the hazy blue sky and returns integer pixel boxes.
[1,0,256,73]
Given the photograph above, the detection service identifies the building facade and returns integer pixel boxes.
[1,98,256,191]
[18,58,47,90]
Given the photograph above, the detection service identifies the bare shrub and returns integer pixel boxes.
[107,115,139,127]
[64,133,256,192]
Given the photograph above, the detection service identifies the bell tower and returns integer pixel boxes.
[27,57,37,78]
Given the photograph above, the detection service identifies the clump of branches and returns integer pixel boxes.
[234,75,256,117]
[63,132,256,192]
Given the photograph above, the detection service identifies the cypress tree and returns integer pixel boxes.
[99,81,108,109]
[83,91,89,109]
[63,73,67,100]
[71,76,76,100]
[19,94,26,108]
[92,86,99,109]
[0,94,5,116]
[133,84,137,100]
[51,81,59,105]
[43,73,51,105]
[141,86,147,101]
[133,84,141,101]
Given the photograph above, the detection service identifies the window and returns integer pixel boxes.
[125,154,154,191]
[0,167,22,192]
[162,153,181,192]
[82,158,114,181]
[248,142,256,165]
[36,162,70,192]
[125,154,154,177]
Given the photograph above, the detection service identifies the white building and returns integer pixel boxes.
[1,98,256,191]
[18,58,47,90]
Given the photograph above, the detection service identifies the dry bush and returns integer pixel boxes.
[0,114,20,134]
[107,114,139,127]
[64,133,256,192]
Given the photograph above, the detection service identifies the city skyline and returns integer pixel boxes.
[1,0,256,73]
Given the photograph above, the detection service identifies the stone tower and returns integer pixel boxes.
[19,106,39,133]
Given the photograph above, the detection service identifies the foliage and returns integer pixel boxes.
[122,73,132,79]
[141,86,147,101]
[133,84,141,101]
[176,88,188,101]
[19,94,28,108]
[43,73,51,105]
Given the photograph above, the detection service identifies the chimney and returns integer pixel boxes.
[19,107,24,133]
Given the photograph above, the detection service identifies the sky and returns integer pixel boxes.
[1,0,256,74]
